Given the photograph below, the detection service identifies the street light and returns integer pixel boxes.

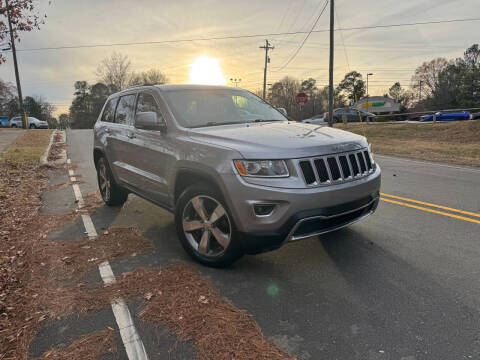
[230,78,242,87]
[366,73,373,116]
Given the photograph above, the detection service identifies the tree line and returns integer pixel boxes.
[1,44,477,128]
[65,52,169,129]
[266,44,479,120]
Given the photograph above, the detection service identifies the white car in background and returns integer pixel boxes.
[9,116,49,129]
[301,114,327,125]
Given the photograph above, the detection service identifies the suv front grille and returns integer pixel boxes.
[298,149,374,186]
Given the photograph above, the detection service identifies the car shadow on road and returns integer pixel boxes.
[318,227,480,359]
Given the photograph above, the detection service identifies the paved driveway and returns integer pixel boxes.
[0,129,22,152]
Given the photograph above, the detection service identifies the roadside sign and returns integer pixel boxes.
[295,92,309,105]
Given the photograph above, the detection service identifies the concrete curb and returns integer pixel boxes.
[39,130,67,166]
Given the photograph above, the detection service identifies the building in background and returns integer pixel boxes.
[355,96,400,115]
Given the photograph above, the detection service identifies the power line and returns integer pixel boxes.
[10,17,480,53]
[275,0,294,33]
[334,1,350,72]
[275,0,329,72]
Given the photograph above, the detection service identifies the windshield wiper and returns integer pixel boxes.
[252,119,281,123]
[190,121,245,128]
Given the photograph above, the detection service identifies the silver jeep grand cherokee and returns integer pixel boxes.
[93,85,381,267]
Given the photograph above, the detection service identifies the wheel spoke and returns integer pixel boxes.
[209,204,226,223]
[192,197,208,221]
[183,220,203,232]
[210,226,230,249]
[198,230,210,255]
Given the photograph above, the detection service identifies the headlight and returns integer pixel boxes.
[234,160,289,177]
[367,143,375,165]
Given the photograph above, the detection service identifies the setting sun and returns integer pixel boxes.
[189,56,227,85]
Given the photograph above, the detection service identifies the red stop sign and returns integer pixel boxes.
[295,92,309,105]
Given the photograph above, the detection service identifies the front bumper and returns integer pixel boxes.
[222,166,381,254]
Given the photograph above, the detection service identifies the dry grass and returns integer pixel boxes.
[33,328,116,360]
[102,265,296,360]
[39,227,153,281]
[335,121,480,167]
[1,131,296,360]
[0,130,53,166]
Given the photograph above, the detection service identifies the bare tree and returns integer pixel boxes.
[0,78,16,112]
[411,58,451,98]
[129,69,169,86]
[96,52,132,91]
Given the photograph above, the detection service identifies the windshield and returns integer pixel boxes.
[163,88,287,128]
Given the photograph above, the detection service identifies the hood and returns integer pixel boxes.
[187,121,368,159]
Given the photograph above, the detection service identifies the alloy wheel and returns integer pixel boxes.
[98,161,111,202]
[182,195,232,258]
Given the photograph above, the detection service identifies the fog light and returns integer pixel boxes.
[254,204,276,216]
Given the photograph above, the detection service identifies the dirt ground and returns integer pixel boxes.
[1,132,297,359]
[335,121,480,167]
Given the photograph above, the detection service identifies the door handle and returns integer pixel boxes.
[127,132,136,139]
[104,127,111,133]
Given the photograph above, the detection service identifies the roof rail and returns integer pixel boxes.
[126,83,155,89]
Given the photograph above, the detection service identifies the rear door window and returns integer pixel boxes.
[115,94,136,125]
[101,98,118,123]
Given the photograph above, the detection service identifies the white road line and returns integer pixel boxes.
[375,154,480,172]
[67,158,149,360]
[72,184,85,208]
[81,214,97,238]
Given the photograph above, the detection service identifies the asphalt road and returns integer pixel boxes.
[33,129,480,360]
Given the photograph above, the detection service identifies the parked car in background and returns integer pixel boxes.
[301,114,327,125]
[470,112,480,120]
[9,116,49,129]
[333,108,376,123]
[421,111,470,122]
[0,117,9,127]
[93,84,381,267]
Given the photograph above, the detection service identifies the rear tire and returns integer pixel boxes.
[11,124,17,128]
[175,184,243,267]
[96,157,128,206]
[29,124,36,129]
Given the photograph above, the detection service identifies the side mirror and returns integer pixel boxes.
[135,111,166,131]
[277,107,287,117]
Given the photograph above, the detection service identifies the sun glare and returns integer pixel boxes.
[189,56,227,85]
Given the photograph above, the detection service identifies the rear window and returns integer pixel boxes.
[101,98,118,123]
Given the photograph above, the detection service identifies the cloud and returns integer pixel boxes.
[0,0,478,116]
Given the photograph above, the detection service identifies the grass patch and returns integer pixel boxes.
[0,130,53,166]
[335,121,480,167]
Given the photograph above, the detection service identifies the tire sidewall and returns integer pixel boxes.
[175,184,243,267]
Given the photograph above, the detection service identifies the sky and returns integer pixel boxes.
[0,0,479,116]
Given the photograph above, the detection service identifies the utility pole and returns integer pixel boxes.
[260,40,274,100]
[328,0,334,127]
[5,0,25,128]
[230,78,242,87]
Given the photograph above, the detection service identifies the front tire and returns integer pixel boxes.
[29,124,36,129]
[96,157,128,206]
[11,124,17,128]
[175,184,243,267]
